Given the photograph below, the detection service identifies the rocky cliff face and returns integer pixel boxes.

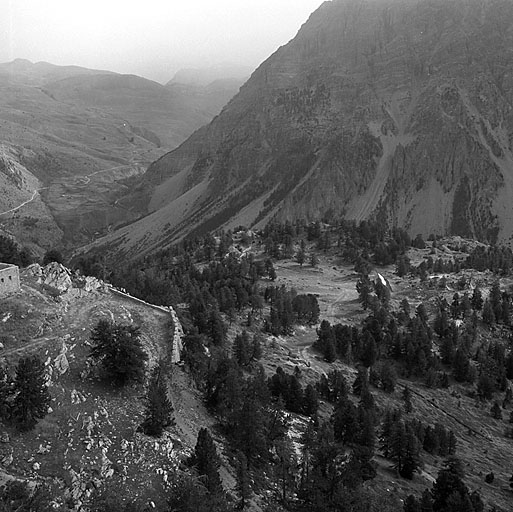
[96,0,513,257]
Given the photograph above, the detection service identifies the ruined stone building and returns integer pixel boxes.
[0,263,20,297]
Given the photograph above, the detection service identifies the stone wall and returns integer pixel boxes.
[109,287,183,363]
[0,264,20,297]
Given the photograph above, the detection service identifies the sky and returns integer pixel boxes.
[0,0,326,83]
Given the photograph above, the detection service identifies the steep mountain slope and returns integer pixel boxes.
[0,60,242,251]
[92,0,513,259]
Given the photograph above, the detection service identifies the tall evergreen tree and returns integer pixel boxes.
[332,397,359,445]
[275,438,297,505]
[192,428,223,495]
[235,451,252,510]
[390,421,421,479]
[470,287,483,311]
[360,331,378,368]
[380,362,398,393]
[309,252,319,268]
[295,240,306,267]
[356,274,373,310]
[140,364,174,437]
[89,319,148,386]
[11,356,51,431]
[303,384,319,417]
[482,299,496,326]
[403,386,413,414]
[452,348,470,382]
[233,331,252,366]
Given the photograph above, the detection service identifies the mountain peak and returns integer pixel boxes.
[90,0,513,258]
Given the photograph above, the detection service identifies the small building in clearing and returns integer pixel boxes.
[0,263,20,297]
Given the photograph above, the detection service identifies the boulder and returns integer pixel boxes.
[41,262,72,295]
[23,263,42,278]
[83,276,102,292]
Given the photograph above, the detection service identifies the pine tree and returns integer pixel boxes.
[251,334,263,361]
[490,401,502,420]
[360,331,378,368]
[471,287,484,311]
[490,281,502,320]
[380,362,398,393]
[356,407,376,453]
[482,299,496,326]
[208,310,226,345]
[390,420,407,475]
[233,331,252,366]
[448,431,457,455]
[332,397,359,445]
[140,364,174,437]
[380,408,401,458]
[420,489,434,511]
[235,451,252,510]
[396,255,410,277]
[452,349,470,382]
[265,259,277,281]
[303,384,319,417]
[403,386,413,414]
[440,331,456,365]
[11,356,51,431]
[285,375,304,414]
[0,366,14,420]
[352,366,369,397]
[431,457,473,512]
[401,427,421,479]
[275,438,297,505]
[403,494,421,512]
[477,372,495,400]
[192,428,223,495]
[309,252,319,268]
[295,240,306,267]
[356,274,373,310]
[89,319,148,386]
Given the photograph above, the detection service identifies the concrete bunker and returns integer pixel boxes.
[0,263,20,297]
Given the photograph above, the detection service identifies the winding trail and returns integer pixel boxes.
[0,188,45,216]
[0,164,133,217]
[77,165,130,185]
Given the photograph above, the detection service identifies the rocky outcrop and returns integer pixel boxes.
[91,0,513,259]
[41,262,73,295]
[38,263,107,296]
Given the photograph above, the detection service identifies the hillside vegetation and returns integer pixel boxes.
[52,219,513,511]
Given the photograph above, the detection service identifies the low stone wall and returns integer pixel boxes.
[109,287,183,363]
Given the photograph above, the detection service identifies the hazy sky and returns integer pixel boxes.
[0,0,326,83]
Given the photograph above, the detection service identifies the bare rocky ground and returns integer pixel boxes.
[0,266,216,510]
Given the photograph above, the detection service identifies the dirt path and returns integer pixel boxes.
[0,187,48,217]
[0,336,59,358]
[77,164,131,185]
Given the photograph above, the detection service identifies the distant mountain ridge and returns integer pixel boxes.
[0,59,244,251]
[89,0,513,259]
[0,58,114,86]
[168,64,252,87]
